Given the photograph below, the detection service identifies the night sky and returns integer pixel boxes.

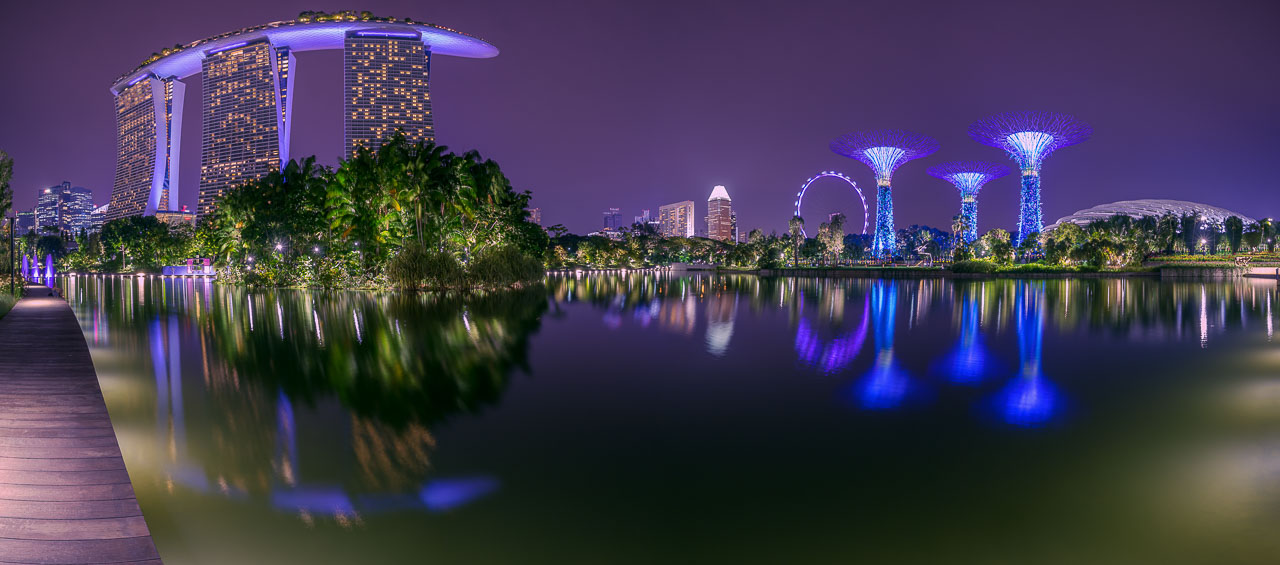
[1,0,1277,235]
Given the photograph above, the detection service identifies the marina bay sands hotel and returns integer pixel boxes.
[106,12,497,221]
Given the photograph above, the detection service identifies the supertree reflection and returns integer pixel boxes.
[990,281,1061,427]
[854,282,913,409]
[934,284,998,384]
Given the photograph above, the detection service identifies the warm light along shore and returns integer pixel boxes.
[0,285,160,564]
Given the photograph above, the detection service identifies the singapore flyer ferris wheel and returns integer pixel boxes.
[792,171,869,237]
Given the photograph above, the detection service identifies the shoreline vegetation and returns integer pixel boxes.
[5,142,1279,289]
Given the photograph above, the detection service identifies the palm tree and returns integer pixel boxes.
[788,216,804,267]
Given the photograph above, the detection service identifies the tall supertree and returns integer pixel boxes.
[927,161,1010,244]
[968,111,1091,247]
[831,129,939,258]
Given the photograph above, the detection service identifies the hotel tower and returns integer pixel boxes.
[107,14,496,221]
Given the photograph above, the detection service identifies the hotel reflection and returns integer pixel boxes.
[64,276,530,523]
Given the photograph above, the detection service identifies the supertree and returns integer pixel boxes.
[927,161,1010,244]
[830,129,939,258]
[969,111,1091,247]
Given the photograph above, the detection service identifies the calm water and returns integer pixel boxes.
[63,274,1280,564]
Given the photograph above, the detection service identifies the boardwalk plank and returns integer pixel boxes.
[0,287,160,562]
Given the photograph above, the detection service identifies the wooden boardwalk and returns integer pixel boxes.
[0,286,160,564]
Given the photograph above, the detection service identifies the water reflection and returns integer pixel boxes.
[854,282,914,410]
[545,272,1280,427]
[988,282,1061,427]
[65,276,546,526]
[58,272,1280,563]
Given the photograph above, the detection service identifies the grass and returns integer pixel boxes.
[951,260,1155,275]
[0,290,18,321]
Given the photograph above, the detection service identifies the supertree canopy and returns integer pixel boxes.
[968,111,1091,247]
[831,129,939,258]
[927,161,1010,244]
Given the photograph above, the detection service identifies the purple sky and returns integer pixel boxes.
[2,0,1278,235]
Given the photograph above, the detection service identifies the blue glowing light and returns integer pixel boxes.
[927,161,1010,244]
[1006,131,1056,166]
[969,112,1091,248]
[985,281,1063,428]
[852,282,916,410]
[994,376,1060,427]
[860,146,908,179]
[1017,175,1043,246]
[933,291,997,384]
[873,185,895,258]
[857,351,910,410]
[420,477,500,512]
[830,130,938,259]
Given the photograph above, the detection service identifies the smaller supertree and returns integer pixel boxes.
[831,130,939,258]
[969,111,1091,247]
[927,161,1010,244]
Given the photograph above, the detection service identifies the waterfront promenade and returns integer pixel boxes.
[0,286,160,564]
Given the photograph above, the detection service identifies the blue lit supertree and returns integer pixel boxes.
[927,161,1010,244]
[831,130,939,258]
[968,111,1091,247]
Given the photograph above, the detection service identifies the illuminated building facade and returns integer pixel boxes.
[107,15,496,220]
[108,76,184,221]
[198,41,292,216]
[35,187,61,232]
[527,207,541,226]
[659,200,695,238]
[706,185,734,242]
[345,31,433,155]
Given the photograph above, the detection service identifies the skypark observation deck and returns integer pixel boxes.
[110,19,497,93]
[107,17,497,222]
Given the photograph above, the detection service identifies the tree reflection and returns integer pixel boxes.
[201,286,546,429]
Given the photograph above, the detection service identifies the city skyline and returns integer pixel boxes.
[2,0,1278,235]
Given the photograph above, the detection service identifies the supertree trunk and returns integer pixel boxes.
[874,181,895,258]
[1017,170,1043,247]
[960,193,979,244]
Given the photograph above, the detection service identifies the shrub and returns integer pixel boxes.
[388,243,464,290]
[950,260,997,273]
[467,246,544,287]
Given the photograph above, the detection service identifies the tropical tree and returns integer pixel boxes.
[788,216,805,267]
[1224,216,1244,255]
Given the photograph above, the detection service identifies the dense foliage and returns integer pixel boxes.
[47,138,546,289]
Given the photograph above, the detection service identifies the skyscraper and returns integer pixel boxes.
[659,201,695,238]
[91,204,109,233]
[107,76,183,221]
[706,185,734,241]
[34,182,95,234]
[61,185,95,234]
[35,187,60,233]
[345,31,432,155]
[527,207,542,226]
[199,40,290,217]
[602,208,621,230]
